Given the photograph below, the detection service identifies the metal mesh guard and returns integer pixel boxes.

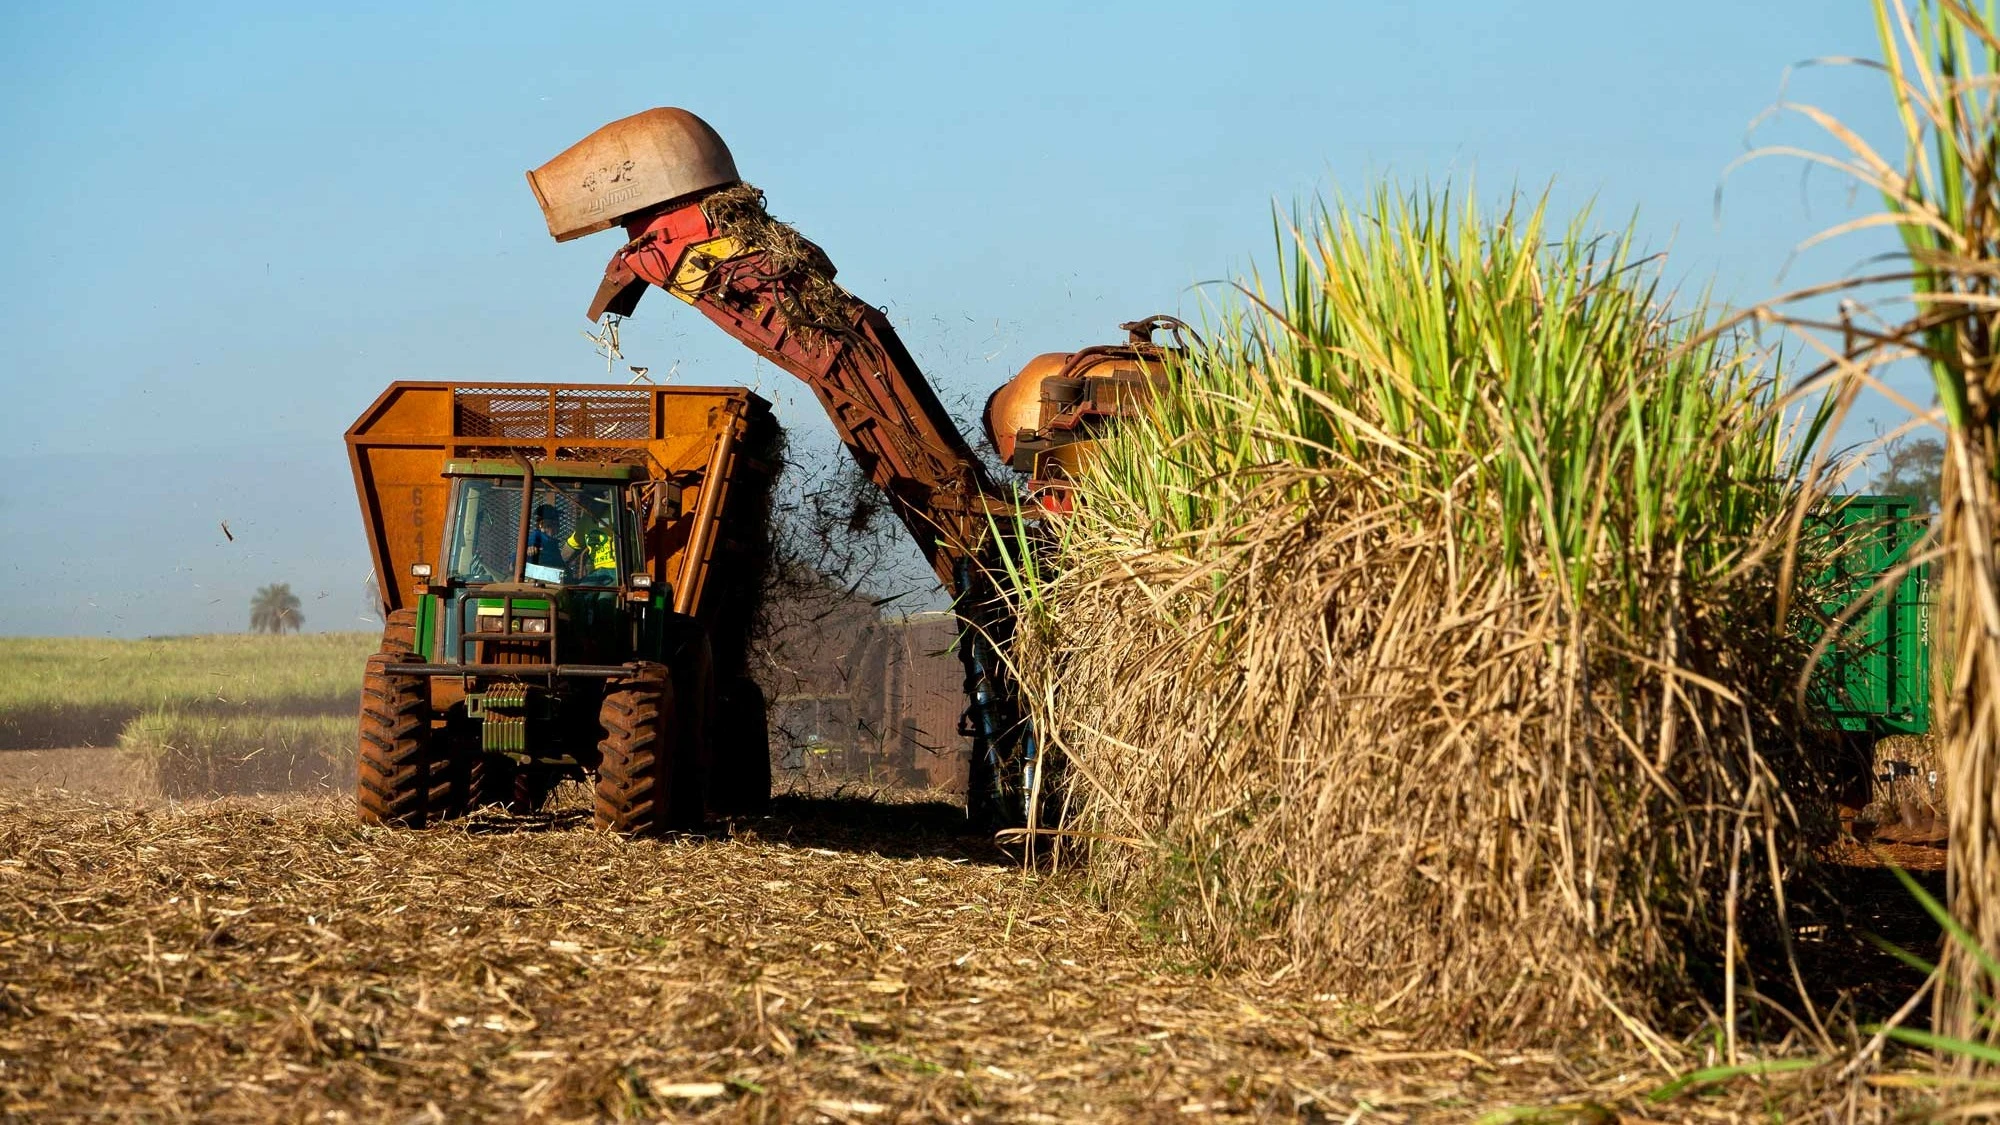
[454,387,653,441]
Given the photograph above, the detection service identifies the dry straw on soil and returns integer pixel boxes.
[1006,191,1845,1048]
[0,790,1933,1122]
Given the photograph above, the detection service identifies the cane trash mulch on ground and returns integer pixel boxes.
[0,790,1919,1123]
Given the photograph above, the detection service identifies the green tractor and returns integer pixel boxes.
[346,380,778,834]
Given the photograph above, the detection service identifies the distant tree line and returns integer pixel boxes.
[1870,435,1943,513]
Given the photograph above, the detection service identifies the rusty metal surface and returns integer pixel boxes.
[889,613,972,792]
[673,423,739,615]
[526,108,740,243]
[981,352,1067,466]
[594,190,1030,819]
[606,199,1004,589]
[588,190,1030,817]
[995,322,1182,462]
[344,382,775,640]
[532,109,1189,821]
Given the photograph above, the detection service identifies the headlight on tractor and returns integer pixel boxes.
[475,607,549,634]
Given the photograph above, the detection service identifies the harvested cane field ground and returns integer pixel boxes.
[0,638,1957,1121]
[0,782,1956,1124]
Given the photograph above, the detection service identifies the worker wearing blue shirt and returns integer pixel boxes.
[528,505,566,570]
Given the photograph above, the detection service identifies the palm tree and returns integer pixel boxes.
[249,583,304,635]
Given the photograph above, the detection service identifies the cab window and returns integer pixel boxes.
[447,477,623,587]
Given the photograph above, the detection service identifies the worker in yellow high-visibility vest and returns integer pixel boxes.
[566,507,619,583]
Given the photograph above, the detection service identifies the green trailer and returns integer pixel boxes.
[1812,494,1933,737]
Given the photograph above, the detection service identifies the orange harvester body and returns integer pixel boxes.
[525,108,1183,821]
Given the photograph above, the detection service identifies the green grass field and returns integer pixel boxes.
[0,632,376,754]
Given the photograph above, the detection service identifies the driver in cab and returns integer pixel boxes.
[528,505,566,571]
[566,506,618,584]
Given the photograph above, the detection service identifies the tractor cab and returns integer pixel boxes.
[422,459,671,672]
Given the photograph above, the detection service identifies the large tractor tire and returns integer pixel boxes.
[667,634,716,831]
[445,709,500,813]
[593,662,676,836]
[466,753,557,816]
[712,678,771,818]
[381,607,419,654]
[463,739,509,813]
[357,652,461,828]
[508,766,558,815]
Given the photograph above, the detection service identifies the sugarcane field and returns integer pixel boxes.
[14,3,2000,1121]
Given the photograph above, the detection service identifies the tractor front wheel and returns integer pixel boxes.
[357,653,459,828]
[593,662,676,836]
[380,607,419,654]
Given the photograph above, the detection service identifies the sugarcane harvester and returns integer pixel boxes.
[527,109,1182,824]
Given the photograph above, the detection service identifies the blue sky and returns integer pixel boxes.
[0,1,1909,636]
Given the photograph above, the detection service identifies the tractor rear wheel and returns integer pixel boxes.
[712,678,771,817]
[510,766,557,814]
[593,662,675,836]
[467,752,556,815]
[356,653,459,828]
[463,740,507,813]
